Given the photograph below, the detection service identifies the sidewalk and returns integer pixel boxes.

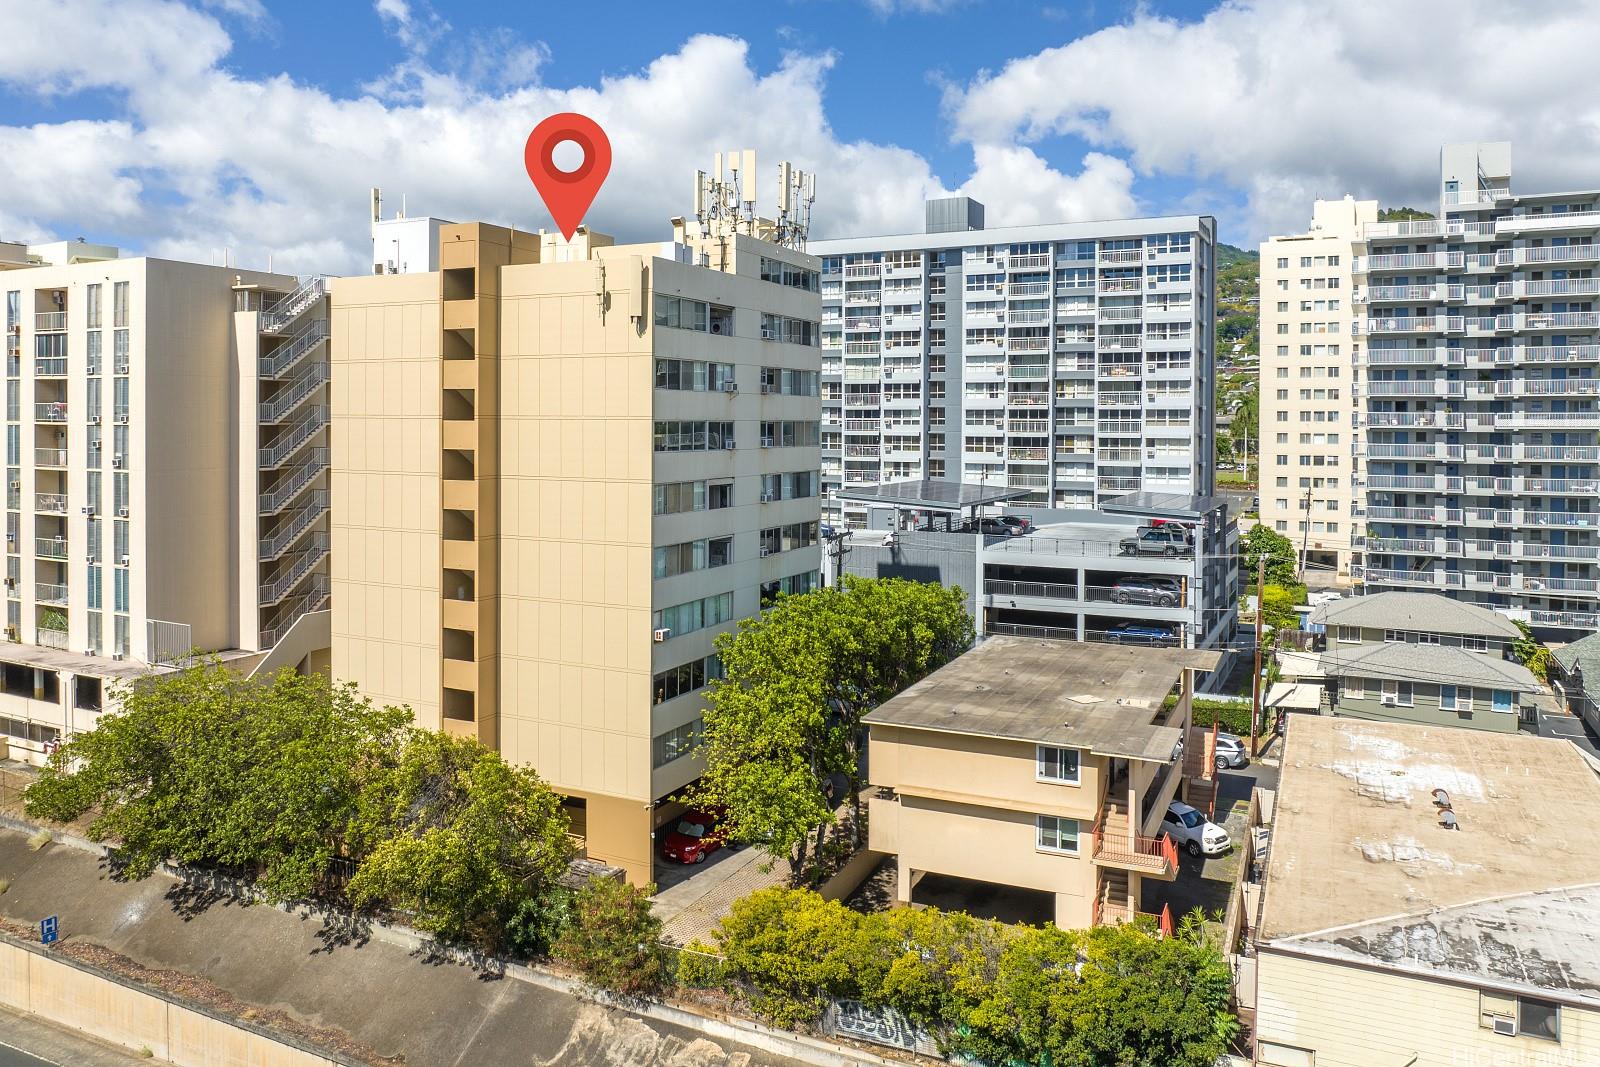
[0,1005,172,1066]
[653,846,788,946]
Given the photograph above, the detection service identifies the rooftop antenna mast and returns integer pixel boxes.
[776,162,816,251]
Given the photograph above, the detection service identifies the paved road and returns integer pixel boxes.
[0,1007,167,1066]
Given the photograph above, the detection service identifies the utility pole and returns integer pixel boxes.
[1251,555,1266,758]
[1297,488,1313,581]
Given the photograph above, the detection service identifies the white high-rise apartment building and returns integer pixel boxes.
[0,240,331,761]
[1355,142,1600,637]
[810,198,1217,525]
[1259,196,1376,579]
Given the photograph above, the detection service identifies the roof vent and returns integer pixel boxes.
[1439,810,1459,831]
[1431,788,1451,809]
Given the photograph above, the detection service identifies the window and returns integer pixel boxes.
[655,358,735,392]
[112,281,129,328]
[86,284,102,329]
[1440,685,1458,711]
[1036,745,1080,784]
[1256,1043,1315,1067]
[653,592,734,639]
[759,420,820,448]
[653,293,710,332]
[652,537,733,578]
[1035,815,1079,854]
[1492,689,1513,713]
[653,655,723,705]
[1344,678,1364,700]
[653,420,735,452]
[760,367,820,396]
[1336,625,1361,644]
[758,257,819,292]
[760,569,819,606]
[1463,636,1488,653]
[1381,680,1413,707]
[1518,997,1561,1042]
[760,313,819,346]
[652,719,702,768]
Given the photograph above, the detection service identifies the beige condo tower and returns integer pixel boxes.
[331,163,823,881]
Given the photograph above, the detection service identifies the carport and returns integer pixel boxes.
[835,478,1031,533]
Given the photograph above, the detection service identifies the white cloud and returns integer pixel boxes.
[0,1,1135,274]
[948,0,1600,240]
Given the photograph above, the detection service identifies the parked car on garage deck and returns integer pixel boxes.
[1109,576,1181,606]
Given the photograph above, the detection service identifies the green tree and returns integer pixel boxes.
[1243,524,1299,586]
[1378,206,1436,222]
[1510,620,1554,682]
[346,731,572,948]
[24,662,409,899]
[694,578,973,875]
[1260,583,1307,631]
[701,886,892,1028]
[554,876,667,996]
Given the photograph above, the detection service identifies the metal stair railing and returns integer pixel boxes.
[259,318,329,379]
[258,534,328,605]
[262,277,326,334]
[259,361,329,423]
[258,491,329,561]
[259,449,328,514]
[258,407,328,469]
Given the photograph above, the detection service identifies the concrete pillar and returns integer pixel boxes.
[1054,891,1088,928]
[896,861,915,906]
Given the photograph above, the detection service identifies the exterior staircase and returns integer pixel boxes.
[1183,721,1220,819]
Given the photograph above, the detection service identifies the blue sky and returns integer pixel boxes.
[1,1,1596,273]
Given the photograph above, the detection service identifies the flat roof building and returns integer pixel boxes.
[865,636,1220,927]
[330,201,821,883]
[1253,715,1600,1065]
[810,201,1217,525]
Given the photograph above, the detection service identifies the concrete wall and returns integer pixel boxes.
[1256,947,1599,1067]
[329,271,444,729]
[0,937,347,1067]
[835,530,977,617]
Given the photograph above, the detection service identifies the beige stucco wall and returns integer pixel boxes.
[869,724,1108,817]
[1256,947,1599,1067]
[329,272,444,729]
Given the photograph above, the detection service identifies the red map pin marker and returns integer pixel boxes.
[524,113,612,240]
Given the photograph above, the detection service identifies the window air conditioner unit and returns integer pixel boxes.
[722,439,736,450]
[760,491,776,502]
[721,381,738,394]
[85,555,95,564]
[760,383,773,395]
[119,555,129,565]
[1380,696,1397,706]
[652,627,671,643]
[1491,1018,1517,1037]
[759,547,772,558]
[117,507,129,518]
[111,651,124,661]
[81,506,94,515]
[760,437,775,448]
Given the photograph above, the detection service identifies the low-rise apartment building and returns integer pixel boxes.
[1258,197,1374,579]
[865,636,1219,927]
[1308,591,1542,732]
[0,242,331,762]
[810,200,1217,522]
[330,206,821,882]
[1252,715,1600,1066]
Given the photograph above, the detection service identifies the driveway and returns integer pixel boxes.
[652,844,788,947]
[1145,761,1273,923]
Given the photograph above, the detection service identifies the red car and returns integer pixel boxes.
[660,809,729,864]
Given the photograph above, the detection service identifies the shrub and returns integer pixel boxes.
[504,887,573,959]
[553,876,667,996]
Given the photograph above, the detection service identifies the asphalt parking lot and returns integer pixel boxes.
[1144,758,1276,922]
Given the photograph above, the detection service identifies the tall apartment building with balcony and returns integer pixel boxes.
[810,198,1216,526]
[1259,196,1376,579]
[330,214,821,883]
[0,242,331,761]
[1355,142,1600,637]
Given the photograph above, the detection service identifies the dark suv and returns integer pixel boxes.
[1110,576,1181,606]
[1118,525,1194,557]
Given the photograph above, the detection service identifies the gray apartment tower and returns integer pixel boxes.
[810,199,1217,527]
[1356,142,1600,637]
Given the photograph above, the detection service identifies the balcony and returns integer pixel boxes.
[1504,311,1600,332]
[1090,815,1178,879]
[1496,210,1600,234]
[35,582,68,606]
[34,358,67,377]
[34,402,67,423]
[1354,251,1463,273]
[1098,249,1143,264]
[34,493,67,514]
[1503,245,1600,267]
[33,448,66,468]
[34,312,66,332]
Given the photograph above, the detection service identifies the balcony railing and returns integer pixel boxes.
[34,358,66,377]
[35,582,68,606]
[1090,817,1178,877]
[34,493,67,514]
[34,312,66,332]
[34,402,67,423]
[34,538,67,560]
[33,448,66,467]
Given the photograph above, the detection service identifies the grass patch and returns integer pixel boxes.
[26,830,51,851]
